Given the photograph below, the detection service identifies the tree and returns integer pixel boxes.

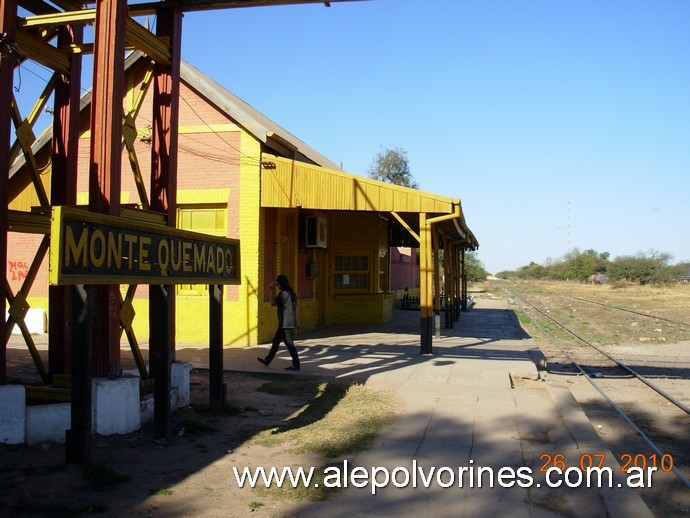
[608,250,673,284]
[562,248,601,282]
[464,251,488,282]
[517,262,548,280]
[367,147,418,188]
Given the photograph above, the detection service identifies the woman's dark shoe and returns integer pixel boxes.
[257,357,269,366]
[285,365,300,371]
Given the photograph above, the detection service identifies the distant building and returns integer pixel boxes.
[588,273,609,285]
[679,266,690,283]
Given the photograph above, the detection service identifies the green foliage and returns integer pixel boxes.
[608,250,673,284]
[150,488,174,496]
[562,248,601,281]
[670,262,690,280]
[512,262,548,280]
[367,147,418,188]
[464,251,488,282]
[500,248,682,285]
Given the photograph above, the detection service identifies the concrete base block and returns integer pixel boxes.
[170,388,179,410]
[5,308,47,334]
[140,394,155,425]
[26,403,70,445]
[92,377,141,435]
[171,362,193,408]
[2,364,192,443]
[0,385,26,444]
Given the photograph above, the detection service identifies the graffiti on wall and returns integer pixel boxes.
[8,261,29,282]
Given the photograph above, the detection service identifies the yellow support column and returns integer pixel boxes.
[419,213,433,354]
[443,235,453,329]
[432,227,441,339]
[461,248,468,311]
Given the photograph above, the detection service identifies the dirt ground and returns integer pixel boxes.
[0,369,349,517]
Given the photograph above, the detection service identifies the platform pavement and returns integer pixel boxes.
[168,297,653,517]
[5,297,653,517]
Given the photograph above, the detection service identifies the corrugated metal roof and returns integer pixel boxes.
[261,154,457,212]
[261,153,479,249]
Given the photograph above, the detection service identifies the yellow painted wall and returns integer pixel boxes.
[324,211,393,324]
[168,130,263,346]
[256,208,301,344]
[228,131,262,346]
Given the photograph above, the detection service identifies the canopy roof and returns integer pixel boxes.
[261,154,478,249]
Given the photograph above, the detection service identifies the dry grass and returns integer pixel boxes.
[248,379,399,501]
[495,280,690,346]
[251,383,399,458]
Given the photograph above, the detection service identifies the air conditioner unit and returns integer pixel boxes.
[306,216,327,248]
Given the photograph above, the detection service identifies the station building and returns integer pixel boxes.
[8,51,477,350]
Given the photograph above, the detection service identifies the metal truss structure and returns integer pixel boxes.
[1,0,363,464]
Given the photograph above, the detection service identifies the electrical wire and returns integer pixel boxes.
[178,91,262,166]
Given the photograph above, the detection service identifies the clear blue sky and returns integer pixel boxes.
[15,0,690,274]
[179,0,690,274]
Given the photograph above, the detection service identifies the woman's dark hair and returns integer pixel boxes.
[276,274,296,302]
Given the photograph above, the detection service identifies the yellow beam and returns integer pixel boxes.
[15,29,70,74]
[18,8,96,28]
[390,211,419,242]
[127,62,155,120]
[125,18,171,65]
[81,123,240,139]
[427,202,460,225]
[19,11,171,64]
[26,73,57,126]
[179,123,240,134]
[123,114,151,210]
[14,118,50,207]
[61,42,94,54]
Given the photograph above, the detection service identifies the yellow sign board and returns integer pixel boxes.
[50,206,240,285]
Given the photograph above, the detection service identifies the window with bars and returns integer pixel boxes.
[334,254,369,291]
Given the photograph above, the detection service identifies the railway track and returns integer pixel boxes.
[500,285,690,491]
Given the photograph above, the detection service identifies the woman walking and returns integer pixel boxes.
[257,274,300,370]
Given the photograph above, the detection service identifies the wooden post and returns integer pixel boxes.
[50,23,83,377]
[419,213,433,354]
[453,246,460,322]
[149,6,182,441]
[66,285,93,465]
[460,249,467,311]
[432,227,441,339]
[150,285,171,440]
[89,0,127,377]
[443,236,452,329]
[209,284,226,412]
[0,0,18,385]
